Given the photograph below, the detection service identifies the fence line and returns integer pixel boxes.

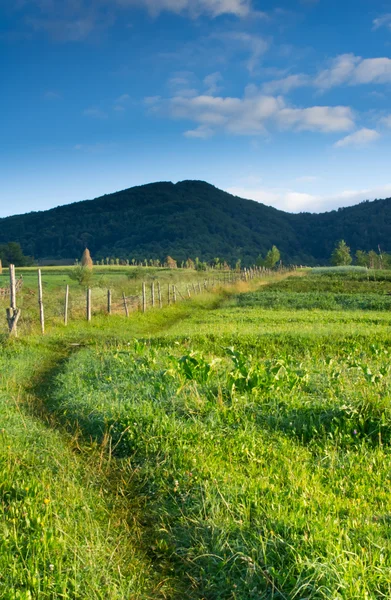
[1,265,293,335]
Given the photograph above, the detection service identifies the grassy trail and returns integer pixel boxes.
[1,285,258,599]
[3,271,391,599]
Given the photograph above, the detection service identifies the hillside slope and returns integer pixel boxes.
[1,180,391,264]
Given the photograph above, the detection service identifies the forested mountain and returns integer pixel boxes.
[1,180,390,265]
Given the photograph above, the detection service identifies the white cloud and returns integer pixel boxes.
[117,0,252,17]
[184,125,214,138]
[207,31,270,73]
[354,58,391,84]
[262,74,310,94]
[20,0,253,42]
[225,183,391,213]
[373,14,391,31]
[168,92,283,135]
[314,53,360,89]
[261,53,391,95]
[381,115,391,128]
[151,89,355,137]
[334,128,380,148]
[204,72,223,95]
[168,72,198,97]
[278,106,354,133]
[315,53,391,89]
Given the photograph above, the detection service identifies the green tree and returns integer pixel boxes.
[264,246,280,269]
[255,254,264,267]
[69,265,94,286]
[0,242,33,267]
[331,240,352,266]
[355,250,369,267]
[368,250,379,269]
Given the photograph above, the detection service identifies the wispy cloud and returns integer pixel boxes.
[261,53,391,96]
[43,90,61,99]
[204,72,223,94]
[125,0,253,18]
[213,31,270,73]
[334,128,380,148]
[315,54,391,89]
[225,183,391,213]
[373,14,391,31]
[277,106,354,133]
[149,87,355,137]
[15,0,254,43]
[113,93,131,111]
[262,74,310,94]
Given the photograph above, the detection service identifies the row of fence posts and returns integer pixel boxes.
[4,264,290,336]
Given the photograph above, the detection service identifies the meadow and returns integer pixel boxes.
[1,266,391,599]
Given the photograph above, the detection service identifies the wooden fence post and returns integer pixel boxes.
[122,292,129,317]
[172,284,177,303]
[151,282,155,308]
[38,269,44,334]
[87,288,91,322]
[142,282,146,313]
[168,283,171,306]
[158,282,162,308]
[198,282,202,294]
[6,264,20,337]
[187,285,191,298]
[64,285,69,325]
[107,289,112,314]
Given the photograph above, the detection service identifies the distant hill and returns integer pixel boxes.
[1,180,391,265]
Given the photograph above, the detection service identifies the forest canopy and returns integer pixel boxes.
[0,180,390,266]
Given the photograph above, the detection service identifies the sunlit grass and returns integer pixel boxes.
[1,268,391,598]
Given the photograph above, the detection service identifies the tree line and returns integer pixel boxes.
[331,240,391,268]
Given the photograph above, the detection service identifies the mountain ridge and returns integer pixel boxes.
[1,180,390,265]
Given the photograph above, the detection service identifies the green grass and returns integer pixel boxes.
[1,268,391,598]
[0,344,175,599]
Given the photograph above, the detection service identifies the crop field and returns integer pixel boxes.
[1,267,391,599]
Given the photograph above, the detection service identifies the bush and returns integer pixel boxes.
[68,265,94,286]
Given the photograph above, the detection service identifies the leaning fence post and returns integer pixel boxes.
[172,284,177,303]
[38,269,45,335]
[87,288,91,322]
[142,282,146,313]
[151,282,155,308]
[107,289,112,314]
[6,264,20,337]
[158,282,162,308]
[122,292,129,317]
[64,284,69,325]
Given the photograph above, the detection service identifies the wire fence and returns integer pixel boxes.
[1,265,294,336]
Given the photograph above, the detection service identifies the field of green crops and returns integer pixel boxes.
[1,267,391,599]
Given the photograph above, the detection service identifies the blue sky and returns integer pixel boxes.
[1,0,391,217]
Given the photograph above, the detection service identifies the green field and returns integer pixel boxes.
[1,267,391,599]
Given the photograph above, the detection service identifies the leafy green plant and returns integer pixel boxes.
[68,265,94,286]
